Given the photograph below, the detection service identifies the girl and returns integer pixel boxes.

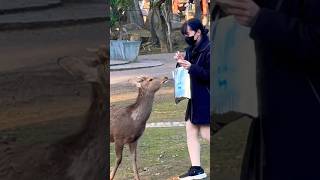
[174,18,210,180]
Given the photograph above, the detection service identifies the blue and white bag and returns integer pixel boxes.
[172,67,191,104]
[212,16,258,117]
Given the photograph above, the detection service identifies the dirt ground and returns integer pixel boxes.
[0,22,106,142]
[0,62,91,140]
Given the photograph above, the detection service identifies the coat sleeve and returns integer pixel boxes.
[188,52,210,82]
[250,1,320,61]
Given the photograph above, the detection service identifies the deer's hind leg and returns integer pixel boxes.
[129,141,140,180]
[110,141,124,180]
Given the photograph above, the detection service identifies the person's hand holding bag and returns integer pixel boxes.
[216,0,260,27]
[178,59,191,70]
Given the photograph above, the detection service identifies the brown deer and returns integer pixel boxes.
[0,46,108,180]
[110,75,168,180]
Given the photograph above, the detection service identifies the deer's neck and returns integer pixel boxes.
[130,90,155,123]
[53,83,106,180]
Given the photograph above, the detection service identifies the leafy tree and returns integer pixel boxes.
[110,0,132,39]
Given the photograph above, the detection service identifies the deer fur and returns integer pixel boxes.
[110,75,168,180]
[0,45,108,180]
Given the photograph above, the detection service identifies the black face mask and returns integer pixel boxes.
[185,36,197,46]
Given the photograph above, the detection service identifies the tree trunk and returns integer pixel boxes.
[194,0,202,19]
[162,2,173,52]
[154,7,168,52]
[146,0,172,53]
[167,0,173,20]
[146,8,159,44]
[127,0,144,27]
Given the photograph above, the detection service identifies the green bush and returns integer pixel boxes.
[110,0,133,29]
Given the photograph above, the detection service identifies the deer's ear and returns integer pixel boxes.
[134,76,144,83]
[128,78,143,88]
[136,82,142,88]
[137,75,148,81]
[58,57,98,83]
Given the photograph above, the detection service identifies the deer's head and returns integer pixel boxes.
[133,76,168,94]
[58,45,107,82]
[57,45,108,108]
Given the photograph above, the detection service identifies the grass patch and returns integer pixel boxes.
[0,115,84,145]
[211,117,252,179]
[110,127,210,180]
[149,96,188,123]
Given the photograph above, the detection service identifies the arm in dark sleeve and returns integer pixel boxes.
[188,52,210,82]
[250,3,320,60]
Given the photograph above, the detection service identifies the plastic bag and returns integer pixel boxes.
[212,16,258,117]
[172,67,191,104]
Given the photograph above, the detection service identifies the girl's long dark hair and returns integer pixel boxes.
[181,18,209,36]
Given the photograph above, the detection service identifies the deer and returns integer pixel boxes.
[110,75,168,180]
[0,45,108,180]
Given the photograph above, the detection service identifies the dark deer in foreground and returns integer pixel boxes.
[0,46,107,180]
[110,76,168,180]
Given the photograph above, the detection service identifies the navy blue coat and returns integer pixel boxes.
[183,35,210,125]
[241,0,320,179]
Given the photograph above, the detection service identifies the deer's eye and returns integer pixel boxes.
[149,78,153,81]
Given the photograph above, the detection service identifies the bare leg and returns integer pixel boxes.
[186,120,201,166]
[110,142,124,180]
[200,125,210,143]
[129,141,140,180]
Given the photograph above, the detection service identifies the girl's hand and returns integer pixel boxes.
[177,59,191,70]
[174,51,190,70]
[174,51,185,61]
[216,0,260,27]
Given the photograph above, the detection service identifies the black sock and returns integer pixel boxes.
[191,166,202,169]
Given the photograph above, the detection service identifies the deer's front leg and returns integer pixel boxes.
[129,141,140,180]
[110,142,124,180]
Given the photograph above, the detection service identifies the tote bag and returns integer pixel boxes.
[172,67,191,104]
[212,16,258,117]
